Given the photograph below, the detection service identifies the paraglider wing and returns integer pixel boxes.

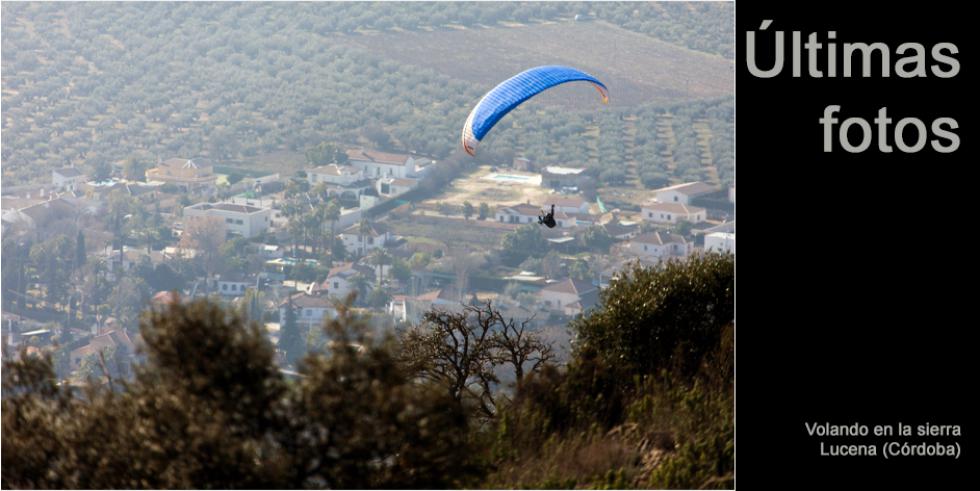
[461,65,608,156]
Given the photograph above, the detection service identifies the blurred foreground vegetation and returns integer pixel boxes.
[2,254,733,489]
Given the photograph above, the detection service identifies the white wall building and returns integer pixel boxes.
[705,232,735,254]
[652,181,717,205]
[52,167,88,191]
[624,232,691,261]
[536,279,599,316]
[496,203,541,225]
[641,201,706,224]
[338,223,391,257]
[215,278,251,297]
[308,262,374,301]
[307,164,364,186]
[551,195,591,214]
[377,177,418,197]
[280,293,336,329]
[184,202,272,238]
[346,148,432,179]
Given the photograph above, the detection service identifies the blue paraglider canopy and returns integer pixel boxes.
[461,65,608,156]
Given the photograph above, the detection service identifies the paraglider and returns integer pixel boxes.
[538,204,557,228]
[461,65,608,156]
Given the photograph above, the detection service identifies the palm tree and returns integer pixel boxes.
[350,273,371,305]
[358,218,372,258]
[324,201,341,265]
[370,247,392,288]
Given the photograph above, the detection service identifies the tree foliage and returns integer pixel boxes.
[1,300,481,489]
[488,254,734,489]
[278,299,305,367]
[500,225,548,267]
[400,301,553,419]
[572,253,734,380]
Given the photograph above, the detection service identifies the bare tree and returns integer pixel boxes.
[489,310,554,384]
[400,301,553,419]
[401,304,498,418]
[179,216,226,290]
[449,248,485,302]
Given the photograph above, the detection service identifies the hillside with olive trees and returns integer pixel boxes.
[2,2,732,190]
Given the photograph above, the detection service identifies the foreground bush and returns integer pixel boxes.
[487,254,734,489]
[3,255,734,489]
[2,301,479,489]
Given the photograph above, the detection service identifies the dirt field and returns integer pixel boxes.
[343,20,734,109]
[422,165,556,208]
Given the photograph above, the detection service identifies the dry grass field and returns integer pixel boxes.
[342,20,733,109]
[421,165,557,209]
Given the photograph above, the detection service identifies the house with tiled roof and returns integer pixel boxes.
[145,158,217,189]
[641,201,706,225]
[537,278,599,316]
[388,289,463,324]
[183,201,272,238]
[307,163,364,186]
[623,231,691,261]
[550,194,591,214]
[377,177,418,197]
[705,232,735,254]
[652,181,718,205]
[52,167,88,191]
[496,203,543,225]
[346,148,432,179]
[603,219,640,240]
[308,262,374,300]
[279,292,337,329]
[338,222,391,256]
[69,329,136,370]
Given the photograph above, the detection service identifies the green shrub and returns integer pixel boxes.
[1,300,480,489]
[572,253,734,381]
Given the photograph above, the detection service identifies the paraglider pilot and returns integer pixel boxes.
[539,205,557,228]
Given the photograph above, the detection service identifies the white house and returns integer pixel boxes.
[652,181,717,205]
[625,232,690,261]
[377,177,418,197]
[97,247,145,276]
[52,167,88,191]
[338,222,391,257]
[537,278,599,316]
[705,232,735,254]
[551,210,580,229]
[346,148,431,179]
[260,244,285,259]
[280,293,336,329]
[145,158,218,190]
[496,203,542,225]
[388,289,464,324]
[308,262,374,300]
[216,280,250,296]
[213,275,251,297]
[641,201,706,224]
[183,202,273,238]
[550,194,591,214]
[603,220,640,240]
[307,164,364,186]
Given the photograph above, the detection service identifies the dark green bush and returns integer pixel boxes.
[2,300,479,489]
[572,253,734,380]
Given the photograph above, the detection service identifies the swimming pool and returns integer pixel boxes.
[483,173,542,184]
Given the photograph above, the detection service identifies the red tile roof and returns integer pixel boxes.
[643,202,705,215]
[633,232,687,245]
[346,148,411,165]
[541,278,597,296]
[653,181,717,197]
